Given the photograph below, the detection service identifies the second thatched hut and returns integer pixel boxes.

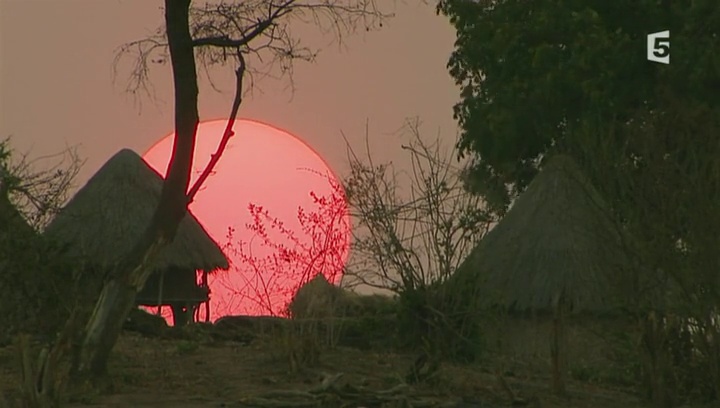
[44,149,229,326]
[450,154,632,393]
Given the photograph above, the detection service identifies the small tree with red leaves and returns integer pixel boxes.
[221,169,350,317]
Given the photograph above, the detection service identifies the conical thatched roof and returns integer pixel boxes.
[44,149,229,273]
[453,155,627,312]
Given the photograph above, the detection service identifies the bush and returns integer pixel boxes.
[0,138,86,344]
[395,283,485,363]
[0,233,84,344]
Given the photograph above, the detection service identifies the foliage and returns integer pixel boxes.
[437,0,720,212]
[0,235,82,344]
[0,139,86,344]
[337,299,398,350]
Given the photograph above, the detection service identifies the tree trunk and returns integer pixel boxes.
[74,0,199,377]
[156,269,165,314]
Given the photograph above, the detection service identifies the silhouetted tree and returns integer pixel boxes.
[437,0,719,212]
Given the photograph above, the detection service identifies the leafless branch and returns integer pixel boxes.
[0,137,84,229]
[187,52,246,202]
[113,0,393,102]
[341,118,493,294]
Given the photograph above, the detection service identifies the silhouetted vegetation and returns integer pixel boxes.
[0,139,86,344]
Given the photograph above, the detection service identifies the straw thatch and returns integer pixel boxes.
[453,154,627,313]
[43,148,229,274]
[289,274,345,319]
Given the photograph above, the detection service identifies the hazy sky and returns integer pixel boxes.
[0,0,460,190]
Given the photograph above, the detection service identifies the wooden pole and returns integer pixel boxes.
[156,270,165,316]
[202,270,210,322]
[550,291,567,395]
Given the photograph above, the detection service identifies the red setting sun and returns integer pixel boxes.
[142,119,350,323]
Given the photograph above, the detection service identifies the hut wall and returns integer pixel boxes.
[480,314,640,382]
[136,267,208,305]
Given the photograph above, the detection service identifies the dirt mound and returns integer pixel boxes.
[289,274,397,319]
[212,315,288,343]
[123,307,169,337]
[288,273,346,319]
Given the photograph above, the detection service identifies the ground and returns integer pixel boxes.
[0,330,655,408]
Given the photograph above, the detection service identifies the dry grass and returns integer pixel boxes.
[0,330,657,408]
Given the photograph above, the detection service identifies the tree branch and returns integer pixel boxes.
[187,52,247,202]
[114,0,392,102]
[191,2,292,48]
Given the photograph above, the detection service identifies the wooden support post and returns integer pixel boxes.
[156,269,165,316]
[550,291,568,395]
[201,270,210,322]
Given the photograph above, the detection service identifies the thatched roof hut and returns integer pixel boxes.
[44,148,228,273]
[453,154,627,313]
[44,149,229,325]
[451,154,630,394]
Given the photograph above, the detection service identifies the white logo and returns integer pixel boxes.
[647,30,670,64]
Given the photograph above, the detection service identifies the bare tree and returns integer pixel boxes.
[344,118,491,292]
[342,118,493,362]
[0,137,83,229]
[9,2,392,398]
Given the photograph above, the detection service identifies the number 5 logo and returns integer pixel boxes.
[647,30,670,64]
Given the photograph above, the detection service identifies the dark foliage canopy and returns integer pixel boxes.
[437,0,720,212]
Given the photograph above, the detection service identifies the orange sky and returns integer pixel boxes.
[0,1,460,190]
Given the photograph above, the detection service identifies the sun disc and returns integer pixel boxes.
[142,118,350,323]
